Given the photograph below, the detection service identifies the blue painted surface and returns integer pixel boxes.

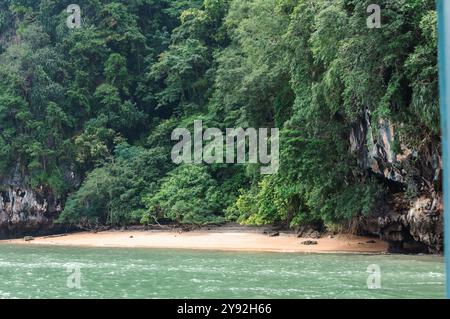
[438,0,450,299]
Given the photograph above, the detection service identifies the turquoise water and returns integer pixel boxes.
[0,245,445,299]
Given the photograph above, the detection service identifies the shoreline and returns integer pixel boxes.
[0,227,390,254]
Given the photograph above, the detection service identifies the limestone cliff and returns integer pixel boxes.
[0,167,76,239]
[0,185,60,238]
[0,109,444,253]
[350,111,443,253]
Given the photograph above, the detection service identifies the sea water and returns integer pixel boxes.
[0,245,444,299]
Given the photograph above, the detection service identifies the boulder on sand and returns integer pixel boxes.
[301,240,318,246]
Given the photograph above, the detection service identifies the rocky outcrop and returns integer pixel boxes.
[355,195,443,253]
[296,224,323,239]
[0,184,63,239]
[350,111,441,191]
[350,111,444,253]
[405,196,443,252]
[0,164,79,238]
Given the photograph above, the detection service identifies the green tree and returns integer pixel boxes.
[142,165,223,224]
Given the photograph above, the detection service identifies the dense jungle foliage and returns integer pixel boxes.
[0,0,439,228]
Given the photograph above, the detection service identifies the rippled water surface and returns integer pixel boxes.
[0,245,444,299]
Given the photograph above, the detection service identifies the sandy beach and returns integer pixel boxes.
[0,227,389,254]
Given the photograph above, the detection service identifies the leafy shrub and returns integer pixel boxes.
[141,165,224,224]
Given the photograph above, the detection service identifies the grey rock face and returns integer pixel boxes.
[0,163,79,238]
[357,195,443,253]
[0,185,62,238]
[350,111,443,253]
[403,196,443,253]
